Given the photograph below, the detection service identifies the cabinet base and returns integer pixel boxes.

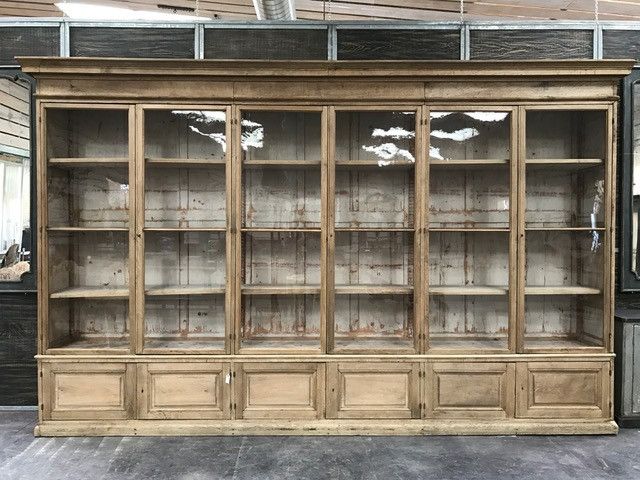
[34,419,619,437]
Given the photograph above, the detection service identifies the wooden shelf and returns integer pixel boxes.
[525,226,606,231]
[47,226,129,232]
[430,159,509,166]
[335,160,414,167]
[145,285,225,297]
[243,160,320,167]
[429,228,509,233]
[241,227,320,233]
[50,286,129,299]
[49,157,129,167]
[429,285,508,296]
[525,286,602,295]
[335,227,414,232]
[335,285,413,295]
[526,159,603,170]
[241,285,321,295]
[144,227,225,232]
[146,157,225,166]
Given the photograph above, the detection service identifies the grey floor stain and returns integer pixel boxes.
[1,411,639,480]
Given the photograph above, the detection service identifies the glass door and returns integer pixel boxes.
[330,108,420,353]
[44,105,133,352]
[140,107,229,353]
[427,108,515,352]
[522,107,609,351]
[237,107,324,353]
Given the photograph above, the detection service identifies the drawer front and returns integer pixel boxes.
[426,362,515,419]
[138,363,231,420]
[327,363,419,419]
[42,362,135,420]
[236,363,325,419]
[516,362,610,419]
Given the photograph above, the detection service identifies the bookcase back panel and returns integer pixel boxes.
[243,167,321,228]
[144,231,225,288]
[48,166,129,228]
[429,111,510,161]
[243,232,320,286]
[145,166,226,228]
[429,231,509,287]
[429,165,510,228]
[335,167,414,228]
[47,109,129,159]
[144,109,226,160]
[335,231,412,286]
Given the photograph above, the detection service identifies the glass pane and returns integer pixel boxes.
[145,231,225,292]
[49,298,129,349]
[526,163,605,228]
[526,110,606,160]
[243,232,320,287]
[241,294,320,349]
[429,111,510,161]
[47,231,129,350]
[335,231,412,287]
[429,296,508,350]
[428,231,509,350]
[144,109,226,161]
[631,84,640,277]
[335,111,416,165]
[47,109,128,158]
[334,294,414,350]
[48,166,129,228]
[241,111,321,162]
[145,165,225,228]
[430,165,510,228]
[524,230,604,349]
[243,167,320,228]
[0,76,32,282]
[144,295,225,350]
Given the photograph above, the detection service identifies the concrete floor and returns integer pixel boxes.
[2,411,640,480]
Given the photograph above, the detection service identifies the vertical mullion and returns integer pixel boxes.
[605,103,615,353]
[133,105,144,355]
[516,106,526,354]
[326,106,336,353]
[225,105,234,355]
[423,105,430,353]
[320,106,329,354]
[233,105,242,354]
[508,106,518,353]
[415,106,427,354]
[38,102,49,356]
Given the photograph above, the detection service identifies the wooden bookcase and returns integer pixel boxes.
[23,57,632,436]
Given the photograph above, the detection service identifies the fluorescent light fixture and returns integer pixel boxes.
[55,2,207,21]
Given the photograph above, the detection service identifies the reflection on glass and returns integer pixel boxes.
[0,77,31,281]
[526,110,605,160]
[145,110,226,160]
[632,85,640,277]
[429,111,510,161]
[336,111,415,165]
[241,111,321,162]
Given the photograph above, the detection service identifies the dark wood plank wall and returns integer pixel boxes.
[204,28,328,59]
[0,292,36,405]
[70,27,195,58]
[0,77,30,153]
[0,25,640,405]
[337,29,460,60]
[470,29,594,59]
[0,27,59,66]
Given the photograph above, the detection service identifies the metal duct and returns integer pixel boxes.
[253,0,296,20]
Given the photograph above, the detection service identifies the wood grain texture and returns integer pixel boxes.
[0,27,59,66]
[470,30,594,60]
[205,28,328,60]
[603,30,640,61]
[69,28,194,59]
[337,29,460,60]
